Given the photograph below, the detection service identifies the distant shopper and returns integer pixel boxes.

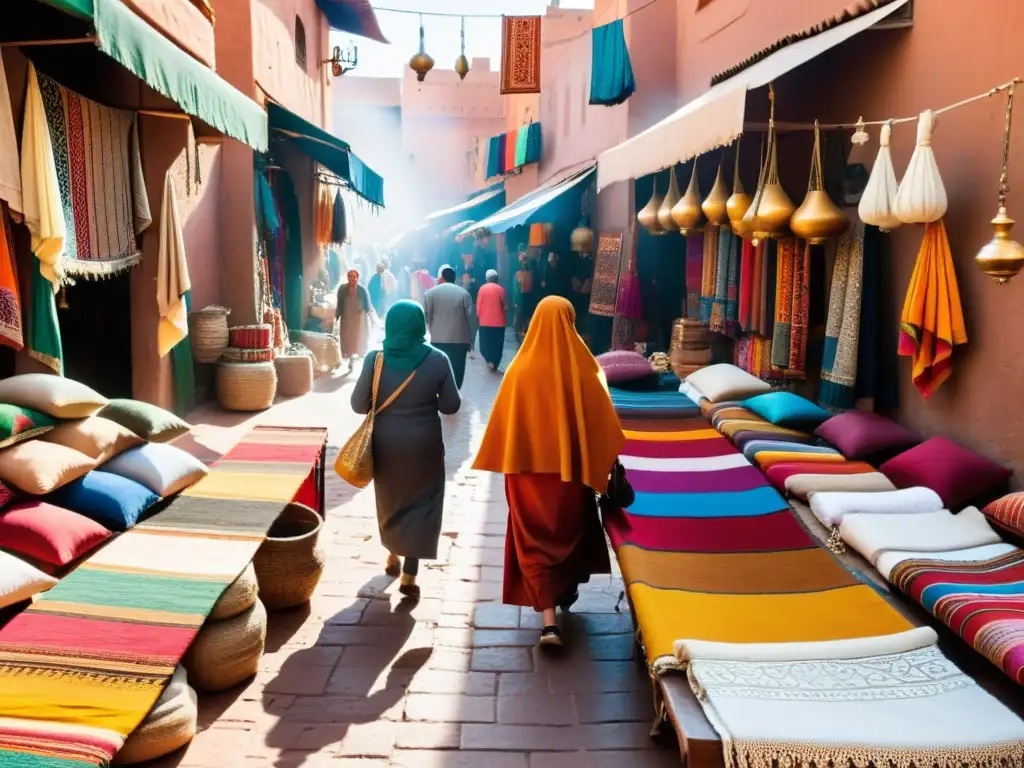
[476,270,508,371]
[368,263,388,318]
[424,266,473,388]
[336,269,371,371]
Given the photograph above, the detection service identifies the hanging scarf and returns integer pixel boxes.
[684,231,703,318]
[382,299,433,371]
[724,231,741,336]
[820,220,865,410]
[275,171,305,338]
[786,240,811,378]
[759,240,775,335]
[749,241,763,335]
[172,291,196,416]
[0,205,23,350]
[331,190,347,245]
[709,226,731,333]
[589,19,636,107]
[770,239,796,369]
[699,223,719,325]
[27,256,62,374]
[314,183,334,247]
[737,239,753,332]
[855,223,883,408]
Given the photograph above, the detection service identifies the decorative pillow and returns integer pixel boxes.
[0,501,111,566]
[97,399,192,443]
[100,443,209,498]
[596,351,655,384]
[39,416,144,463]
[0,549,58,609]
[0,374,107,419]
[0,404,56,449]
[685,364,771,403]
[880,437,1013,508]
[742,391,831,428]
[47,471,159,532]
[0,481,12,510]
[0,442,96,495]
[982,493,1024,538]
[814,411,919,460]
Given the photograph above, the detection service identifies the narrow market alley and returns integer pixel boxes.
[166,334,681,768]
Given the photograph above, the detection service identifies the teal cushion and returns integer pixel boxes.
[742,391,832,428]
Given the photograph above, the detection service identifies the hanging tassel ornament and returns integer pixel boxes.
[672,162,704,235]
[859,121,902,231]
[455,17,469,80]
[893,110,947,223]
[702,156,729,226]
[409,15,435,82]
[976,83,1024,284]
[742,84,794,245]
[790,120,848,244]
[638,177,666,235]
[727,138,753,238]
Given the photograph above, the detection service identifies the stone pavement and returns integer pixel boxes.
[160,332,682,768]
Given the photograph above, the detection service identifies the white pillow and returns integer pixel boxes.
[99,443,209,498]
[678,380,702,403]
[0,550,57,609]
[685,364,771,403]
[0,374,107,418]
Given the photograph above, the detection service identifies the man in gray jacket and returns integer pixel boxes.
[424,266,474,388]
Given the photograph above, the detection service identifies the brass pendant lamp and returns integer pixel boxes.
[702,156,729,226]
[672,162,703,234]
[455,17,470,80]
[742,84,794,245]
[976,83,1024,284]
[571,189,595,254]
[658,167,682,231]
[727,138,753,238]
[409,15,435,82]
[638,177,666,235]
[790,120,849,244]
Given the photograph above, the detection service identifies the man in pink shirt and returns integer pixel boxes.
[475,270,508,371]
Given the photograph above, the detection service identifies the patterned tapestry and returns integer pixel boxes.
[588,232,623,317]
[500,16,542,95]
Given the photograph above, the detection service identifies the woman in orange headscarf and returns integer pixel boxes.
[473,296,625,647]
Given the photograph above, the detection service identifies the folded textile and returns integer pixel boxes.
[756,451,846,471]
[742,440,838,463]
[876,542,1018,583]
[766,460,876,489]
[841,507,1002,568]
[687,645,1024,768]
[811,486,943,528]
[619,453,749,473]
[786,471,895,500]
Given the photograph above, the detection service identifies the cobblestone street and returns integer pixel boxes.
[162,333,681,768]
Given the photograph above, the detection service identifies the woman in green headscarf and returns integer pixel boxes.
[351,300,462,598]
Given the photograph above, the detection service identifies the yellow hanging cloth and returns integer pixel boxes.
[156,172,191,357]
[315,183,335,247]
[898,219,967,398]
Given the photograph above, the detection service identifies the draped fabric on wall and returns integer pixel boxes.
[273,172,305,340]
[589,19,635,107]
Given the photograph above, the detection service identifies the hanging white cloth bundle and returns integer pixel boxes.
[893,110,948,224]
[859,121,902,231]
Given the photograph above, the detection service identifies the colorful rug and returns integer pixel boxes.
[0,426,327,766]
[500,16,542,95]
[588,232,623,317]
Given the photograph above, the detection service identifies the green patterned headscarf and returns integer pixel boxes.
[382,300,432,371]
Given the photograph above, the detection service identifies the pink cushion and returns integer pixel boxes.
[880,437,1013,509]
[0,501,111,566]
[814,411,919,460]
[597,351,654,384]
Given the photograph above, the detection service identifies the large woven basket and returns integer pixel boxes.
[670,318,712,379]
[297,331,341,374]
[210,562,258,621]
[221,346,275,363]
[254,503,325,611]
[275,354,314,397]
[183,599,267,692]
[190,306,231,364]
[115,666,197,764]
[216,361,277,411]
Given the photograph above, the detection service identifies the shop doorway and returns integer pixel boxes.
[59,274,133,399]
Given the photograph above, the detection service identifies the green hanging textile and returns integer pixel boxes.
[589,19,635,107]
[275,172,305,341]
[514,127,530,167]
[26,257,63,375]
[172,290,196,415]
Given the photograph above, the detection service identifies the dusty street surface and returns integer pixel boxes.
[161,332,681,768]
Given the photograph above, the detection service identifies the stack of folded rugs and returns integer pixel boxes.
[602,361,1024,768]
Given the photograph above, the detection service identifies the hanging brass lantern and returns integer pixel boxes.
[638,178,666,235]
[571,190,595,254]
[743,85,794,244]
[976,83,1024,284]
[727,139,753,238]
[672,162,703,235]
[790,121,849,244]
[702,157,729,226]
[409,16,434,82]
[454,17,469,80]
[658,167,681,232]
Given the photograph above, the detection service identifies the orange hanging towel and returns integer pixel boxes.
[504,129,519,171]
[898,219,968,398]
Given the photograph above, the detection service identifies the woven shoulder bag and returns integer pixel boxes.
[335,354,415,488]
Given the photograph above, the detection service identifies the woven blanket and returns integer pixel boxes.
[810,486,943,529]
[37,72,152,279]
[785,471,895,500]
[500,16,542,95]
[876,542,1017,584]
[765,460,875,491]
[0,426,327,766]
[741,440,838,463]
[841,507,1002,567]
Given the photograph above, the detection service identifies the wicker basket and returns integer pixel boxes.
[190,306,231,364]
[216,361,277,411]
[254,503,325,611]
[115,666,197,764]
[275,354,314,397]
[210,563,258,621]
[183,599,267,692]
[670,318,712,379]
[229,324,272,350]
[297,331,341,374]
[221,346,275,363]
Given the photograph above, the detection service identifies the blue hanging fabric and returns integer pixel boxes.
[486,135,501,179]
[525,123,543,164]
[589,19,635,107]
